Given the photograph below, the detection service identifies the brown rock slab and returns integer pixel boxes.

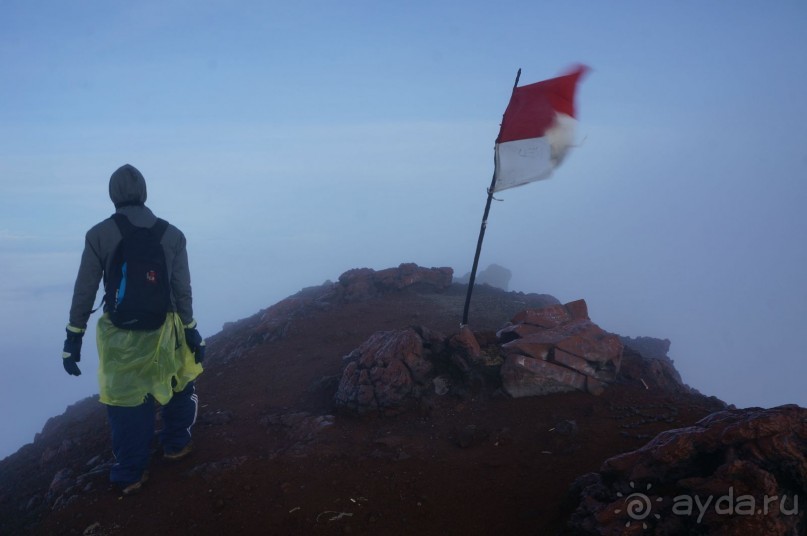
[555,331,623,367]
[553,349,597,377]
[564,299,589,320]
[512,304,571,328]
[500,338,553,361]
[501,355,586,397]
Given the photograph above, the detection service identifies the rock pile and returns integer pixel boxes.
[567,404,807,535]
[335,299,627,414]
[497,299,623,397]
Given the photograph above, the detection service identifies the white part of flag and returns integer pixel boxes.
[493,112,576,193]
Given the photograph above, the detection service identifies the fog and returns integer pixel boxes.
[2,1,806,459]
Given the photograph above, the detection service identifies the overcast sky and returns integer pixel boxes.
[2,1,806,459]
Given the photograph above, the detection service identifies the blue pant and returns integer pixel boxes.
[107,381,198,485]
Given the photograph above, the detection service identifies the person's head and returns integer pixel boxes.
[109,164,147,208]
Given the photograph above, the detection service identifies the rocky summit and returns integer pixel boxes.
[0,264,801,535]
[333,298,627,415]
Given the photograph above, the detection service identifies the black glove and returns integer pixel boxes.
[62,327,84,376]
[184,326,206,364]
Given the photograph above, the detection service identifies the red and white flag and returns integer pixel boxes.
[493,65,588,192]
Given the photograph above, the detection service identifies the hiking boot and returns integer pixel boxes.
[120,471,149,496]
[163,441,193,461]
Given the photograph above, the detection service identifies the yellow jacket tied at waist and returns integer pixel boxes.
[97,312,203,407]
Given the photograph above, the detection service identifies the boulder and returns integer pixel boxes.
[448,326,481,360]
[498,300,623,397]
[455,263,512,290]
[564,299,590,320]
[335,328,435,415]
[447,325,483,370]
[338,268,377,302]
[567,405,807,535]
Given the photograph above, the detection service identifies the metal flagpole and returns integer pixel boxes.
[461,68,521,327]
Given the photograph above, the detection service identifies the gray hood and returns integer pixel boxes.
[109,164,148,208]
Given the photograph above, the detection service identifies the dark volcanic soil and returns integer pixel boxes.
[1,282,726,535]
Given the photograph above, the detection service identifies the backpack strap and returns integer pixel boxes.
[152,218,169,241]
[110,213,170,240]
[110,213,136,237]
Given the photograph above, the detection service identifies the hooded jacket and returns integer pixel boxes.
[68,164,194,328]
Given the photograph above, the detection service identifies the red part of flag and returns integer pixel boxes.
[497,65,588,144]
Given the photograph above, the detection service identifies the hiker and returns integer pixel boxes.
[61,164,205,495]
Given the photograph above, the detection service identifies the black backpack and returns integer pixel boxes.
[104,214,171,330]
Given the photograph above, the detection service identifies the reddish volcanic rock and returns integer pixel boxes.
[501,355,587,396]
[496,322,546,341]
[512,303,572,328]
[565,299,590,321]
[566,405,807,535]
[553,349,597,377]
[336,299,625,407]
[619,336,689,393]
[448,325,482,361]
[339,263,453,302]
[498,300,623,396]
[501,338,554,360]
[335,328,437,415]
[555,330,622,367]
